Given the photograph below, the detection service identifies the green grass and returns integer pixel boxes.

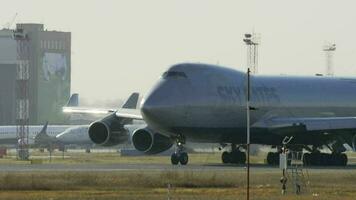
[0,150,356,199]
[0,170,355,199]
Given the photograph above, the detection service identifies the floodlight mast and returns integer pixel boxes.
[323,43,336,76]
[244,33,258,200]
[246,68,251,200]
[243,33,260,74]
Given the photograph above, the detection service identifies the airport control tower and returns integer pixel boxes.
[0,24,71,125]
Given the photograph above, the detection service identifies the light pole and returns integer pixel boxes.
[246,68,251,200]
[323,43,336,76]
[243,33,260,74]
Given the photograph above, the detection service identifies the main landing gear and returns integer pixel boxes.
[171,134,189,165]
[303,152,347,166]
[266,152,280,165]
[265,147,348,166]
[221,144,246,164]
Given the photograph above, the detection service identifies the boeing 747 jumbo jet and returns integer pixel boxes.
[66,63,356,166]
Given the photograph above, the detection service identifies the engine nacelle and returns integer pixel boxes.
[88,113,130,146]
[132,128,173,154]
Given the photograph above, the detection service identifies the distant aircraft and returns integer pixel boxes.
[70,63,356,166]
[0,93,80,147]
[0,123,70,145]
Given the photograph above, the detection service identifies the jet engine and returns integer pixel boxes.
[88,113,130,146]
[132,128,173,154]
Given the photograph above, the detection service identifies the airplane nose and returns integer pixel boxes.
[141,90,161,124]
[141,80,175,129]
[141,76,192,130]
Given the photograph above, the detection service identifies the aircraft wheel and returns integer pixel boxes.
[171,153,179,165]
[267,152,278,165]
[239,151,246,164]
[309,153,320,166]
[329,154,336,166]
[340,154,348,166]
[229,151,245,164]
[230,151,239,164]
[275,152,280,165]
[320,153,328,165]
[222,151,231,164]
[179,152,189,165]
[303,153,311,166]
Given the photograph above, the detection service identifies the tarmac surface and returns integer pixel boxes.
[0,163,355,172]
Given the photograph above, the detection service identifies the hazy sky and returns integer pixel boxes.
[3,0,356,103]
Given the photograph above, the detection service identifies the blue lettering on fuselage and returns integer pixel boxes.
[217,86,242,102]
[217,86,280,105]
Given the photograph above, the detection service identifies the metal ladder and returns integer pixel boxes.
[287,151,310,195]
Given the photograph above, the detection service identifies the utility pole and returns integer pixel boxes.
[246,68,251,200]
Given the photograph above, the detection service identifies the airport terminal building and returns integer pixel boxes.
[0,23,71,125]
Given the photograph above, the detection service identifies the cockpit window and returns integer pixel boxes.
[162,71,187,79]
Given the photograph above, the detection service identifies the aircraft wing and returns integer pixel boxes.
[63,106,116,114]
[63,92,142,118]
[63,107,142,119]
[253,116,356,135]
[115,108,143,120]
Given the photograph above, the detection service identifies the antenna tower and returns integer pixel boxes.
[14,26,30,160]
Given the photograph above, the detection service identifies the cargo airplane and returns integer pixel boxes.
[65,63,356,166]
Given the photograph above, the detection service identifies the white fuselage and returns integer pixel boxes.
[0,125,72,145]
[55,125,91,145]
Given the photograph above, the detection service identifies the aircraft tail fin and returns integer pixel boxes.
[66,93,79,107]
[34,121,52,145]
[39,121,48,136]
[121,92,139,109]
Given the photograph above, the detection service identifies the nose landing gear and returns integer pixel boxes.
[171,134,188,165]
